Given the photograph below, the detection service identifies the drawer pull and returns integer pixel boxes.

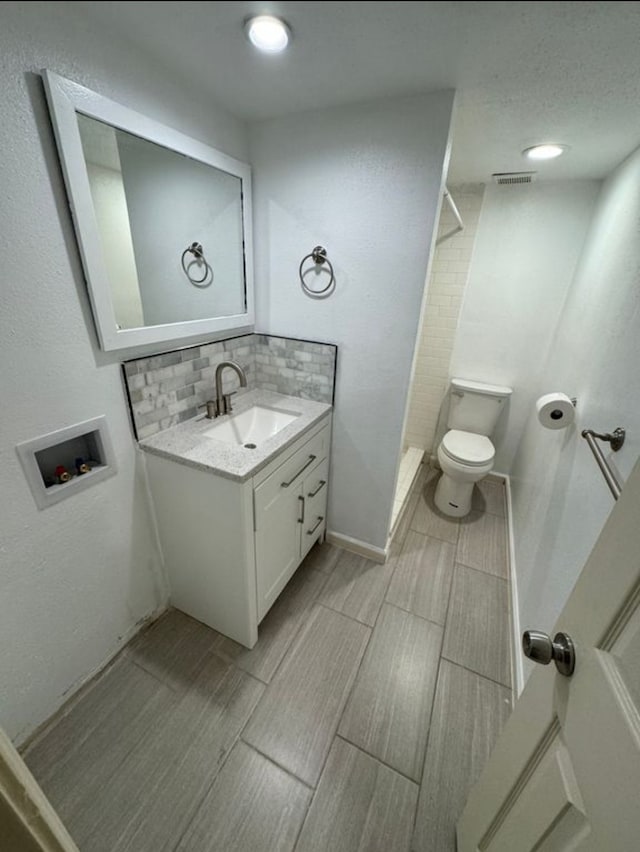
[298,495,305,524]
[306,516,324,536]
[308,479,326,498]
[281,454,317,488]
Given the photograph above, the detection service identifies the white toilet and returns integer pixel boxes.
[434,378,512,518]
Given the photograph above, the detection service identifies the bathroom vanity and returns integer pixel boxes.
[140,389,332,647]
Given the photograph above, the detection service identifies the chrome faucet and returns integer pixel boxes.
[203,360,248,418]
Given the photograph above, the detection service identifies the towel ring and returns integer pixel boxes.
[181,242,213,287]
[299,246,335,296]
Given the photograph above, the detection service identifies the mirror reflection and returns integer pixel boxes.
[76,114,246,330]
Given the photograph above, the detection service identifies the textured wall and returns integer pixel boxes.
[450,181,600,472]
[403,186,484,453]
[0,1,248,743]
[250,92,454,551]
[510,147,640,682]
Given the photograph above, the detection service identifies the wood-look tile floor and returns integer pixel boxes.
[24,467,513,852]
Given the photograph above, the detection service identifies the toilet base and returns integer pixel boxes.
[434,473,474,518]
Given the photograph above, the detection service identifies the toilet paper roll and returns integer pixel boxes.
[536,393,575,430]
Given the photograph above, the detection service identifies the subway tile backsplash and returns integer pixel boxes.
[123,333,337,439]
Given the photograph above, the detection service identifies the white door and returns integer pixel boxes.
[0,726,79,851]
[457,456,640,851]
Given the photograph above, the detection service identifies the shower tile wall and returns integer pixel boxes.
[123,334,337,439]
[404,185,484,453]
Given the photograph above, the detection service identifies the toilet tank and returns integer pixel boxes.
[447,378,512,436]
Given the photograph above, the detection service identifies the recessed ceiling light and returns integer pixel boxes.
[245,15,291,53]
[523,144,568,161]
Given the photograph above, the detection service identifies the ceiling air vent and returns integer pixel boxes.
[492,172,537,185]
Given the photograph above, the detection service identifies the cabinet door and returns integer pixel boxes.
[300,457,329,560]
[254,469,304,622]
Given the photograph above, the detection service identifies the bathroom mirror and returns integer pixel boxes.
[42,71,254,351]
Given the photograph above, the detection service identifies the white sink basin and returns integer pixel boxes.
[202,404,300,447]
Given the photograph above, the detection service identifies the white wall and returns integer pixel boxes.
[85,161,144,329]
[450,181,600,472]
[118,133,245,324]
[0,1,248,743]
[404,185,484,453]
[250,92,454,551]
[511,146,640,677]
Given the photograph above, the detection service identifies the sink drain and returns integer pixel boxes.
[244,443,257,449]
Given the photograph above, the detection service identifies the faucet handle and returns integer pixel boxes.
[223,391,237,415]
[199,400,218,419]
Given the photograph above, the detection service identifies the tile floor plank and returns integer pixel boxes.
[472,479,506,517]
[443,565,511,687]
[339,604,442,781]
[243,605,370,787]
[24,657,177,827]
[126,608,218,691]
[386,531,455,624]
[410,478,460,545]
[412,661,511,852]
[212,562,328,682]
[176,741,310,852]
[78,654,264,852]
[296,737,418,852]
[456,510,508,578]
[302,541,342,575]
[318,550,394,626]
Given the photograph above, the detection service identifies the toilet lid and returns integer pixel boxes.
[442,430,495,466]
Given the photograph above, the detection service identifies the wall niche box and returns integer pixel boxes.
[16,416,117,509]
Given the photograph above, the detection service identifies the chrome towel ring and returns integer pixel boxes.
[299,246,335,297]
[181,242,213,287]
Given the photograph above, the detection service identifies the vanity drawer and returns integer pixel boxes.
[300,457,329,559]
[255,419,330,494]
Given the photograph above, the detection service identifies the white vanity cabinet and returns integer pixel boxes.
[144,414,331,648]
[255,449,329,620]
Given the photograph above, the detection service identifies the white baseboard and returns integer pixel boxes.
[501,473,524,698]
[326,530,388,564]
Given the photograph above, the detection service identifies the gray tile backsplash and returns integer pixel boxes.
[123,334,337,439]
[254,335,336,402]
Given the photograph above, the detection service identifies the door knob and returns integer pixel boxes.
[522,630,575,677]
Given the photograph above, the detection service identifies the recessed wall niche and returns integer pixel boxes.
[16,416,117,509]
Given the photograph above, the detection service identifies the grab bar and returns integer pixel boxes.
[581,427,626,500]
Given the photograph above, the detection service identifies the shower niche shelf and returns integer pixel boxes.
[16,415,117,509]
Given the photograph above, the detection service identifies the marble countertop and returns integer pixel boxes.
[138,388,332,482]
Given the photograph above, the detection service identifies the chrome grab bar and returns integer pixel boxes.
[581,427,626,501]
[281,455,317,488]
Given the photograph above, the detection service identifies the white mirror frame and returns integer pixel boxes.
[42,70,254,352]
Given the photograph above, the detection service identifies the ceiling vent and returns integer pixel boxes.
[492,172,537,186]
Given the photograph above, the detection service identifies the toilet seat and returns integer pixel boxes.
[441,430,494,466]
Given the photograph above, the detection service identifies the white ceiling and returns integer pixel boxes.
[79,1,640,183]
